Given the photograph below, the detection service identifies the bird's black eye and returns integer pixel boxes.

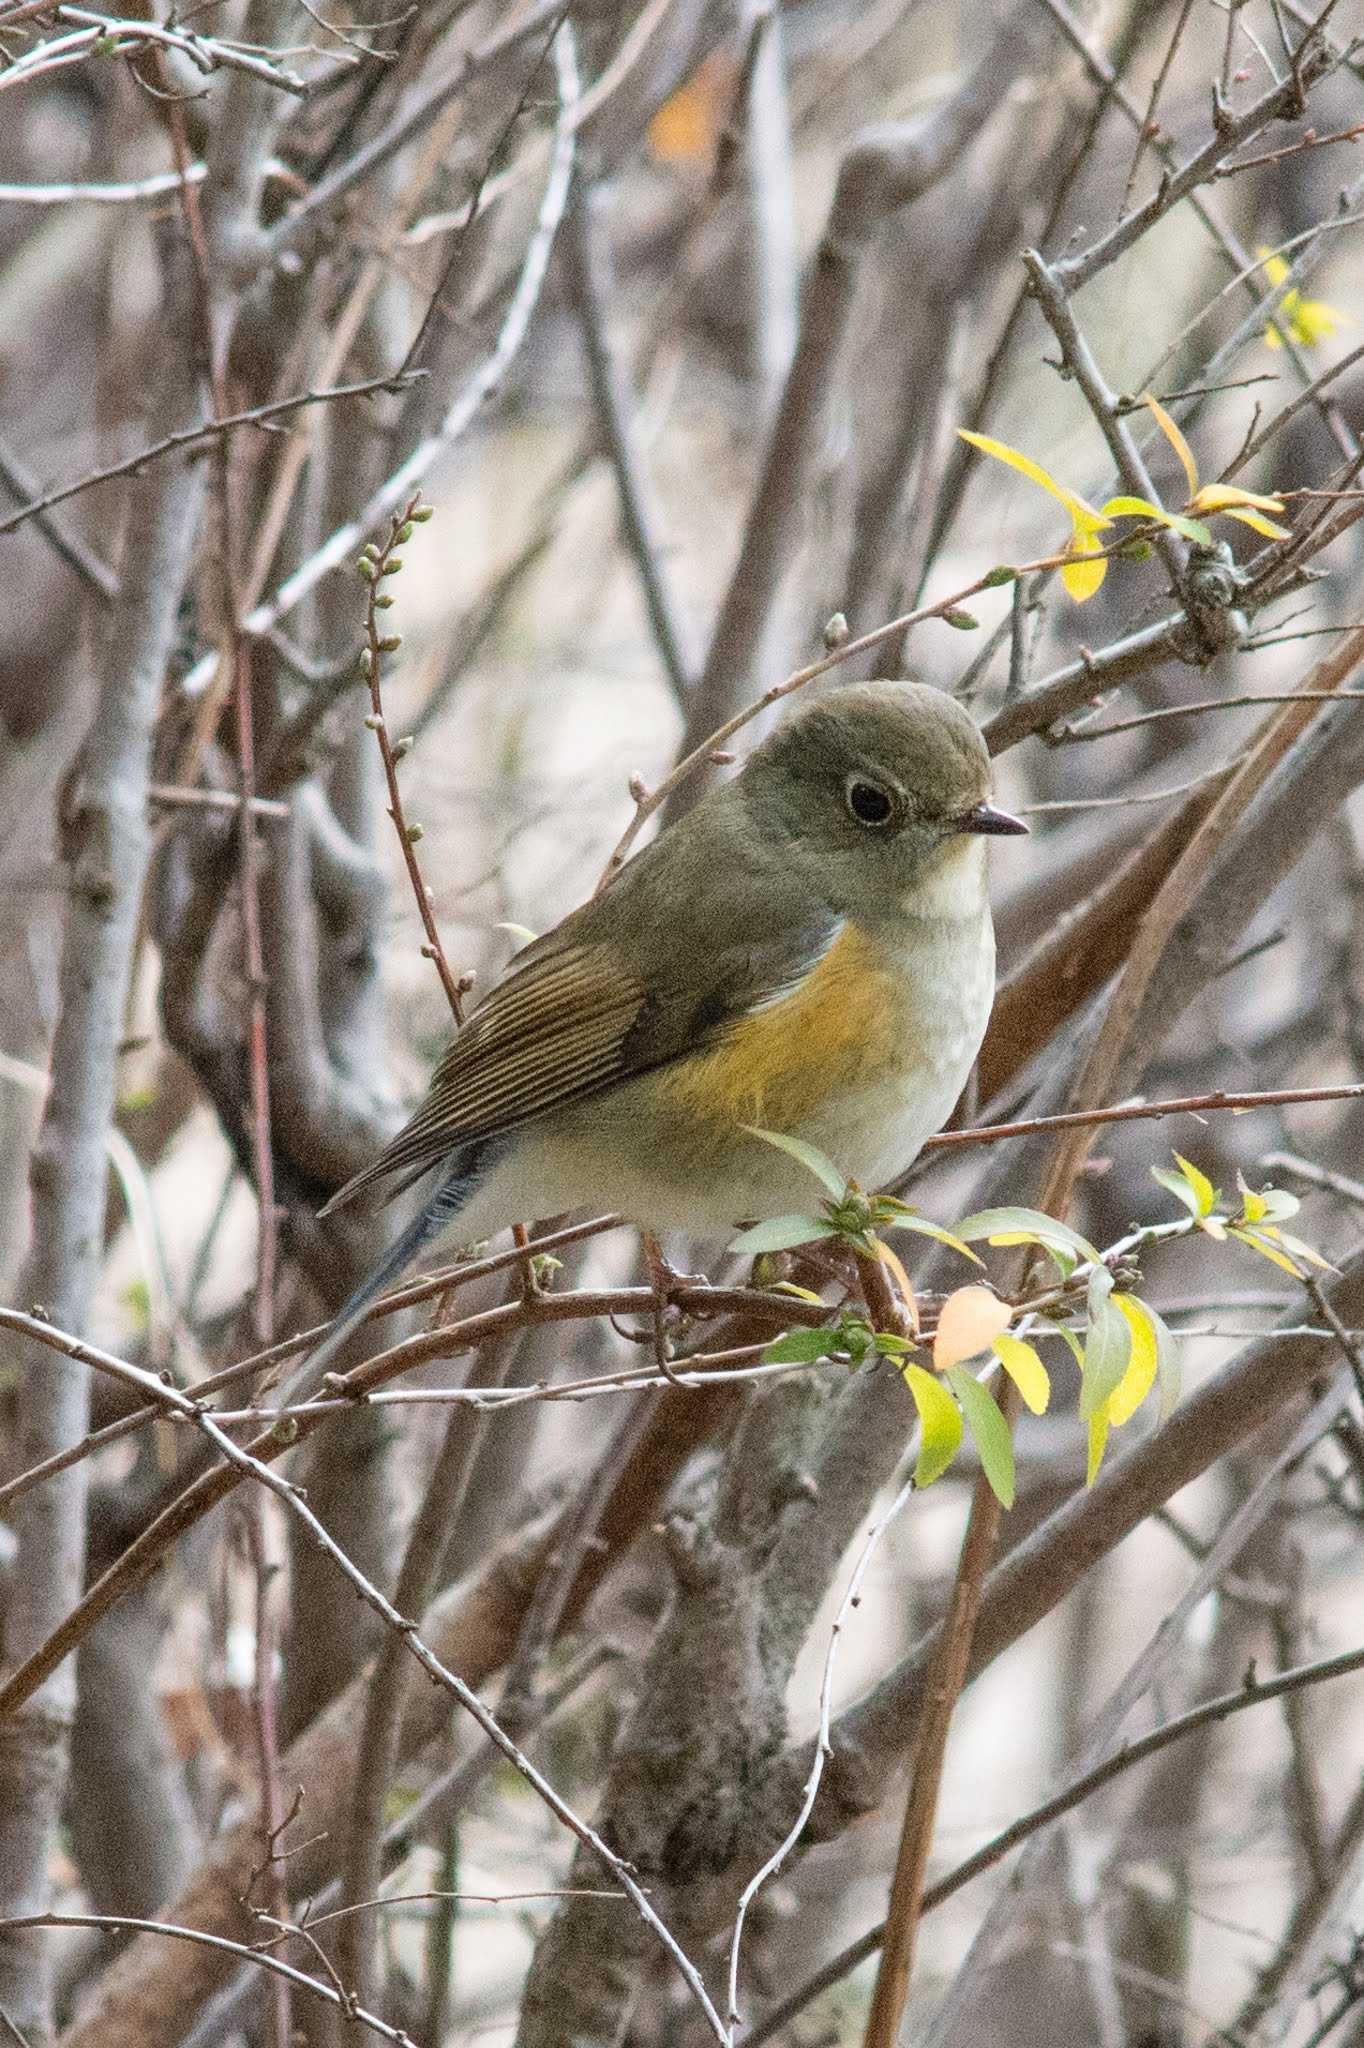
[845,777,895,828]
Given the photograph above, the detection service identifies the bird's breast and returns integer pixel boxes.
[652,911,994,1170]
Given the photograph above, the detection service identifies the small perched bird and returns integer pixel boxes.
[300,680,1025,1382]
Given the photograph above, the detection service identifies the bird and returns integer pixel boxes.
[293,679,1026,1389]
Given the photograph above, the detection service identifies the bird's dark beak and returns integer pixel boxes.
[953,801,1029,837]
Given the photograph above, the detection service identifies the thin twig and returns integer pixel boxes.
[726,1469,917,2040]
[0,1914,413,2047]
[178,19,580,694]
[594,542,1114,891]
[561,177,696,699]
[924,1080,1364,1150]
[0,372,423,541]
[357,497,466,1023]
[0,1344,733,2040]
[742,1637,1364,2048]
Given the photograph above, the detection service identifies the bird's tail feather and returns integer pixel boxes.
[276,1151,485,1410]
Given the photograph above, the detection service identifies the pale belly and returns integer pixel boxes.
[448,909,995,1241]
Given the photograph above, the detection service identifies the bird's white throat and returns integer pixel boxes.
[905,833,989,921]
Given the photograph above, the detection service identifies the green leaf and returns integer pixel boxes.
[842,1319,874,1364]
[981,565,1018,587]
[1258,1186,1301,1223]
[1161,512,1214,546]
[1099,496,1213,546]
[902,1364,963,1489]
[883,1213,984,1267]
[953,1207,1101,1267]
[762,1327,844,1364]
[992,1332,1050,1415]
[1100,493,1166,522]
[1052,1321,1086,1373]
[946,1367,1015,1507]
[1079,1293,1133,1419]
[1087,1406,1110,1485]
[1273,1229,1335,1272]
[729,1215,833,1255]
[1151,1166,1204,1219]
[742,1126,848,1200]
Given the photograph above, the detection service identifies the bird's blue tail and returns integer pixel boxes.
[275,1151,486,1410]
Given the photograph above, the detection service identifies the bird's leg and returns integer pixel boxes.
[641,1230,687,1387]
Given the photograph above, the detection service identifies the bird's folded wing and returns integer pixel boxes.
[320,911,840,1215]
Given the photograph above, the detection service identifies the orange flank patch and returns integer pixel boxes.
[656,924,906,1132]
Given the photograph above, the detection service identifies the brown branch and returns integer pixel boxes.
[13,1310,731,2038]
[595,543,1096,891]
[923,1081,1364,1153]
[561,177,696,700]
[333,1309,522,2002]
[357,495,466,1023]
[862,620,1364,2040]
[0,433,118,598]
[0,1281,820,1719]
[1042,622,1364,1207]
[861,1371,1020,2048]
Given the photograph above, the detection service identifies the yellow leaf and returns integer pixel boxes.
[1109,1296,1158,1426]
[1190,482,1286,515]
[874,1236,919,1335]
[958,429,1115,603]
[1173,1152,1216,1217]
[902,1364,964,1489]
[1219,507,1292,540]
[1143,391,1199,502]
[1061,536,1108,602]
[958,430,1108,528]
[1188,480,1291,540]
[1102,493,1170,522]
[1272,1229,1335,1272]
[992,1332,1050,1415]
[933,1285,1013,1372]
[1228,1226,1304,1276]
[1285,293,1348,348]
[1257,250,1348,351]
[647,52,730,165]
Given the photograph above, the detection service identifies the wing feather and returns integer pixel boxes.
[321,904,843,1217]
[320,940,647,1213]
